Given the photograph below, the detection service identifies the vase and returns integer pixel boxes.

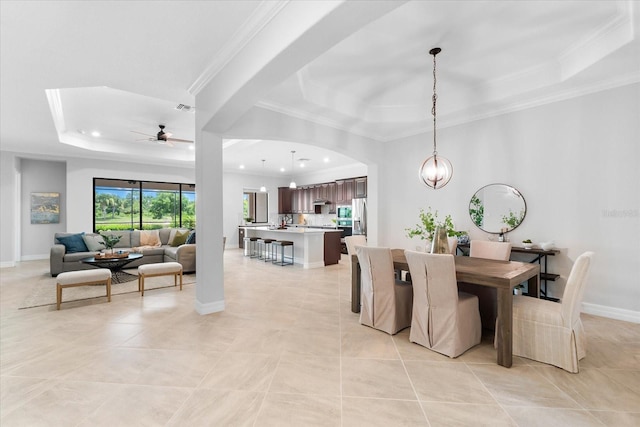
[430,226,450,254]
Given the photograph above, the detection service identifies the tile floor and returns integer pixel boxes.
[1,250,639,426]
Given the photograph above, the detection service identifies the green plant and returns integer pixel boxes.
[405,207,465,241]
[522,239,532,243]
[99,232,122,252]
[244,217,253,223]
[469,194,484,227]
[502,210,525,229]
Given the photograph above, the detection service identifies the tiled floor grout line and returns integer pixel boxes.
[393,331,432,426]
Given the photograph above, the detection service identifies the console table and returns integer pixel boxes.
[457,244,560,301]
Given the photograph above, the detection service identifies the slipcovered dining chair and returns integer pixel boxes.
[460,240,513,330]
[469,240,512,260]
[356,246,412,335]
[405,251,482,358]
[511,251,594,373]
[448,237,458,255]
[345,235,367,259]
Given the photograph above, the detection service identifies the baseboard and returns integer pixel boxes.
[194,298,225,315]
[0,261,16,268]
[21,254,48,261]
[582,302,640,324]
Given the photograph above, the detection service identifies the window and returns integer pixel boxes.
[93,178,195,231]
[242,190,268,223]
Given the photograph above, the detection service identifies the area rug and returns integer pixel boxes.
[19,269,196,309]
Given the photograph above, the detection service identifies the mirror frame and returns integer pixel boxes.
[469,183,527,234]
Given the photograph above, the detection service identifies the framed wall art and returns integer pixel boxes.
[30,192,60,224]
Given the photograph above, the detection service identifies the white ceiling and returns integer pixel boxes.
[1,1,638,175]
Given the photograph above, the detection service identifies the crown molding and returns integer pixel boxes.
[188,0,290,96]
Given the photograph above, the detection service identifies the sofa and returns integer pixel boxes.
[50,228,196,276]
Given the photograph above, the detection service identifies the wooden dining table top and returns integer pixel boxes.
[390,249,540,290]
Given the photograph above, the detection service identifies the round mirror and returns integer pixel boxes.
[469,184,526,233]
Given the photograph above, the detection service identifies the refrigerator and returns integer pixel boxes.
[352,198,367,236]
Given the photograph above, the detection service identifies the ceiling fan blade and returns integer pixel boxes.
[166,137,194,143]
[131,130,155,137]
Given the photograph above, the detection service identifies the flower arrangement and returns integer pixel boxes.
[405,207,465,241]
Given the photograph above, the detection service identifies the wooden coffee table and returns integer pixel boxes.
[81,253,143,284]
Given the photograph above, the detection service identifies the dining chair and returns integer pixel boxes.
[405,251,482,358]
[460,240,513,330]
[448,237,458,255]
[511,251,594,373]
[345,235,367,259]
[356,246,413,335]
[469,240,512,260]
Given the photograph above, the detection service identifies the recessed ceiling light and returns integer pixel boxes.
[280,167,285,172]
[239,165,245,169]
[323,157,330,163]
[300,163,305,168]
[188,145,194,151]
[91,131,100,137]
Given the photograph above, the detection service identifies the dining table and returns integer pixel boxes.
[351,249,540,368]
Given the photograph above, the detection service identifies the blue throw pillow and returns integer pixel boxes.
[57,232,88,253]
[185,231,196,244]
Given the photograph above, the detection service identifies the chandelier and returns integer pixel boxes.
[418,47,453,189]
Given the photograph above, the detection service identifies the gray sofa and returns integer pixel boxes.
[50,228,196,276]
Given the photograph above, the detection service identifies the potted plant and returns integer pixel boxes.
[522,239,533,249]
[406,208,466,252]
[99,232,122,255]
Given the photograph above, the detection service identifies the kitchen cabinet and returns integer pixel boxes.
[278,187,293,214]
[328,182,337,213]
[238,227,245,249]
[355,177,367,198]
[336,179,355,205]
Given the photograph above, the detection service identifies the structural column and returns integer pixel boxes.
[194,128,224,314]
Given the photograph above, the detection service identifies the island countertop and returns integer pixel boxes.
[244,227,342,268]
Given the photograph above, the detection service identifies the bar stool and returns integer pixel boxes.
[243,237,251,256]
[272,240,294,266]
[248,237,260,258]
[258,238,275,262]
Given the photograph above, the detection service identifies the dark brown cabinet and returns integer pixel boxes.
[355,177,367,198]
[278,187,293,214]
[336,179,355,205]
[238,227,245,248]
[328,182,337,213]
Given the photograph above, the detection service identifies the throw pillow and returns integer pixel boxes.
[83,234,105,252]
[185,231,196,244]
[170,230,189,247]
[140,230,161,247]
[56,232,88,253]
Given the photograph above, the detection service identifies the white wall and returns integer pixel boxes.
[379,83,640,321]
[66,158,195,233]
[20,158,67,260]
[0,152,18,266]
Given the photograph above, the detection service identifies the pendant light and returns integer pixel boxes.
[418,47,453,189]
[289,150,297,189]
[259,159,267,192]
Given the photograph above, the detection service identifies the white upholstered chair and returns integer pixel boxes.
[469,240,512,260]
[447,237,458,255]
[405,251,482,358]
[345,235,367,259]
[356,246,413,335]
[461,240,513,330]
[512,251,594,373]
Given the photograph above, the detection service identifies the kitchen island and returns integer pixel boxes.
[243,227,342,268]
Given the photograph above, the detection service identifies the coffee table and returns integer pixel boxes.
[81,253,143,284]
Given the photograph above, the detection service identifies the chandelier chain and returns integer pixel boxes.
[432,51,438,155]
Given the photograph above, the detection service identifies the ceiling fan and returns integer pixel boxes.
[131,124,193,147]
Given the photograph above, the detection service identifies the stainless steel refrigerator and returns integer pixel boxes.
[352,198,367,235]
